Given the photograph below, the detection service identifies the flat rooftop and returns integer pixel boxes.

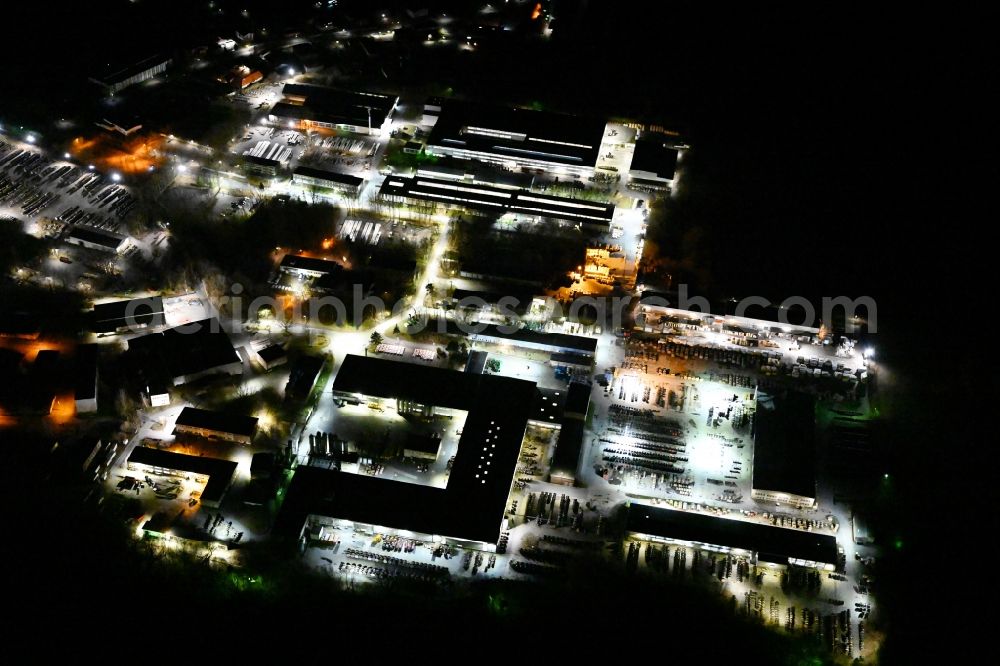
[67,226,124,248]
[293,165,364,187]
[551,418,585,479]
[565,381,592,416]
[243,154,280,168]
[450,288,533,312]
[465,349,489,375]
[92,296,165,333]
[92,54,170,87]
[427,100,606,167]
[256,344,287,364]
[174,407,258,439]
[126,318,239,382]
[128,446,237,505]
[630,140,679,180]
[379,176,615,227]
[278,354,537,544]
[471,323,598,355]
[279,254,343,275]
[626,503,838,566]
[531,387,567,425]
[752,392,817,499]
[276,84,396,128]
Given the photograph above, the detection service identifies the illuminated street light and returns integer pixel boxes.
[111,172,122,182]
[64,152,71,159]
[26,134,36,144]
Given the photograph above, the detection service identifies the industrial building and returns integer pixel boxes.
[751,393,818,509]
[424,99,607,176]
[91,296,165,334]
[126,446,237,508]
[126,319,242,387]
[285,354,328,401]
[173,407,259,445]
[278,254,342,280]
[548,382,591,485]
[378,175,615,229]
[242,154,281,177]
[468,323,597,358]
[89,55,172,95]
[464,349,489,375]
[626,502,838,570]
[66,227,128,253]
[276,354,537,550]
[253,344,288,370]
[403,433,442,462]
[415,161,535,191]
[269,84,398,135]
[219,65,263,91]
[448,288,534,316]
[628,139,680,192]
[292,166,364,196]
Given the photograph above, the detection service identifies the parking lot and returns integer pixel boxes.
[1,136,137,248]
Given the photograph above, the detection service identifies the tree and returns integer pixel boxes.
[369,331,384,347]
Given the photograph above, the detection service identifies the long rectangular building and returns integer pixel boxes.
[626,503,838,570]
[292,166,364,195]
[91,296,165,334]
[469,323,598,358]
[426,99,606,176]
[751,393,817,509]
[90,55,172,95]
[379,175,615,229]
[270,84,398,136]
[125,319,242,387]
[66,226,128,253]
[174,407,258,445]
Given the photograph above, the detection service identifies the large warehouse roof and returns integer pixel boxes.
[275,84,396,128]
[279,254,343,275]
[128,447,237,505]
[174,407,258,439]
[126,319,240,383]
[91,296,164,333]
[752,392,817,500]
[630,140,679,180]
[471,323,598,355]
[427,100,606,167]
[626,503,838,566]
[277,354,537,544]
[379,175,615,227]
[292,165,363,188]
